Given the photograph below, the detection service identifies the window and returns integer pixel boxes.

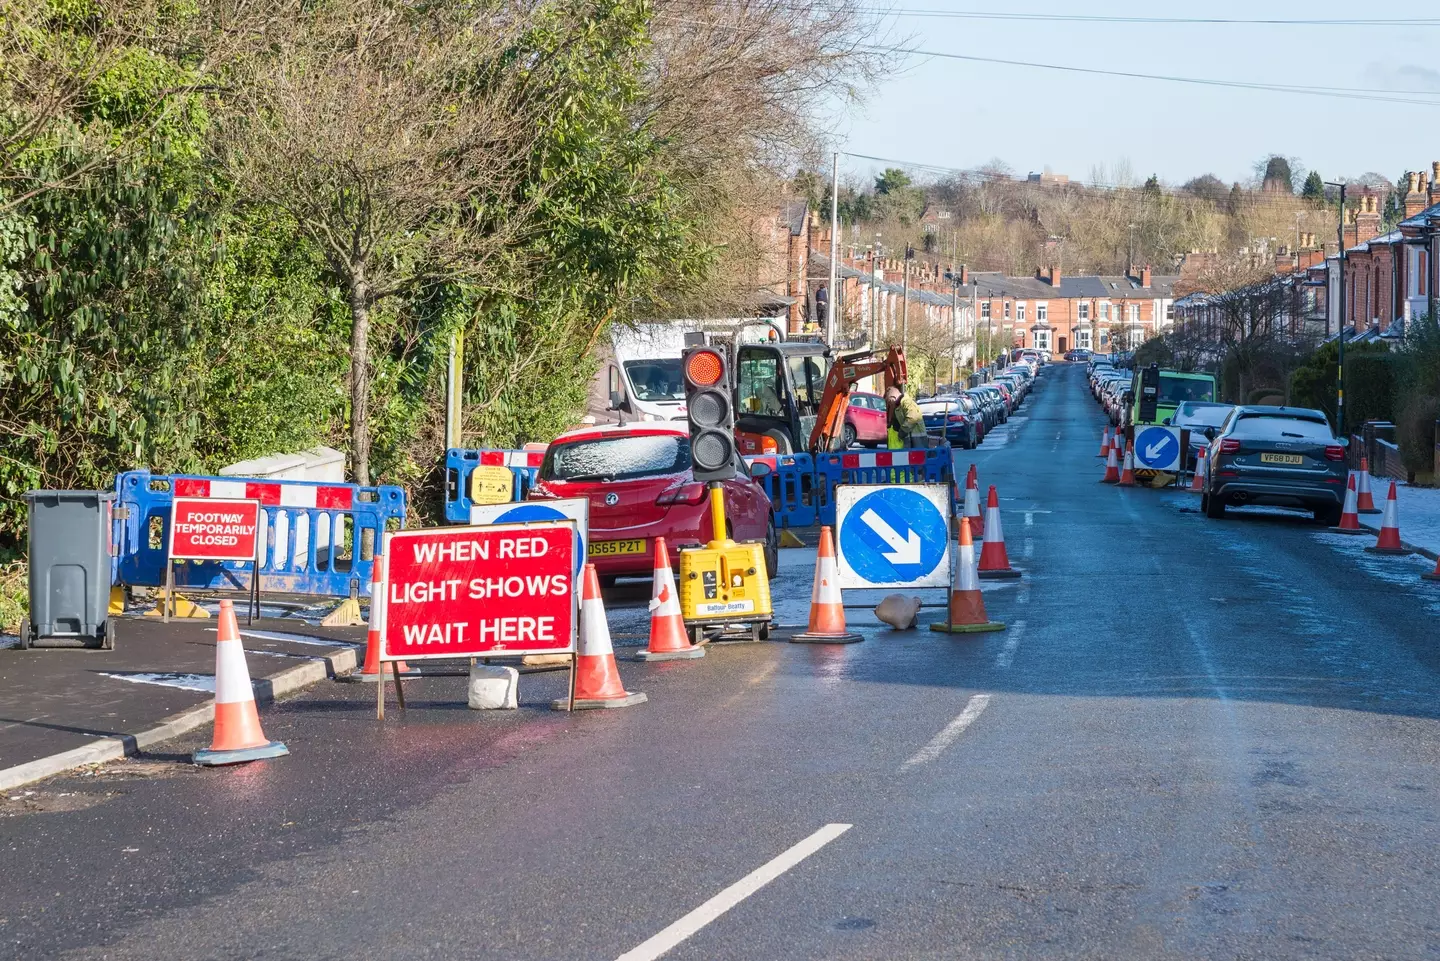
[1017,302,1027,322]
[1100,302,1110,320]
[1077,328,1092,349]
[1078,302,1090,322]
[1129,304,1140,323]
[544,435,690,481]
[623,359,685,402]
[1035,329,1051,351]
[736,347,784,417]
[1165,303,1175,321]
[1004,301,1011,319]
[1036,303,1048,323]
[981,301,991,319]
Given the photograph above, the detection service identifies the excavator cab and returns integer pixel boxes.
[733,343,832,455]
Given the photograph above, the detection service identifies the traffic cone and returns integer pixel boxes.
[350,553,415,682]
[1364,481,1411,555]
[1356,458,1379,513]
[931,518,1005,634]
[1117,443,1137,487]
[634,538,703,661]
[1100,443,1121,484]
[789,526,863,644]
[1188,451,1207,492]
[962,468,984,537]
[1331,473,1366,534]
[978,486,1021,579]
[194,600,288,766]
[1097,427,1110,458]
[553,563,647,710]
[1422,555,1440,582]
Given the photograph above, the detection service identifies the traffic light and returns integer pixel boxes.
[682,346,736,484]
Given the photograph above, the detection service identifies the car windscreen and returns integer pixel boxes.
[1174,404,1233,428]
[1228,414,1334,442]
[543,434,689,481]
[1159,374,1214,404]
[623,359,685,402]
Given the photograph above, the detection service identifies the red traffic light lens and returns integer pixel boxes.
[685,349,724,387]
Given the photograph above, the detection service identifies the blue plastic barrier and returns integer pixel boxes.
[444,448,546,523]
[747,453,823,529]
[749,445,954,528]
[113,471,406,598]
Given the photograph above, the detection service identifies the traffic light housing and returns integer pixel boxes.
[1138,363,1160,424]
[682,346,736,484]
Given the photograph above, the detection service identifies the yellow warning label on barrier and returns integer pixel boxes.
[469,465,516,506]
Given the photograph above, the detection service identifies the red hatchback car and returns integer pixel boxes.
[527,424,776,583]
[845,392,888,447]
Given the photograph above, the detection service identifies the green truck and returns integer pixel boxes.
[1129,364,1218,428]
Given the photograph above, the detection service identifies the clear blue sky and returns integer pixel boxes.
[837,1,1440,188]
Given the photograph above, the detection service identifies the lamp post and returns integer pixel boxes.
[901,244,914,352]
[1326,181,1347,433]
[870,236,881,347]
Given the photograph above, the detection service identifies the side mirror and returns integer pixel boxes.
[1203,427,1217,440]
[608,389,627,412]
[1162,417,1172,426]
[749,461,772,480]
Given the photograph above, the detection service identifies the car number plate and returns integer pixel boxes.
[1260,453,1304,465]
[588,539,646,557]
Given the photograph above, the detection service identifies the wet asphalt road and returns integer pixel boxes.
[8,364,1440,960]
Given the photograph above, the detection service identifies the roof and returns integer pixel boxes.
[1347,229,1403,254]
[1400,200,1440,229]
[969,271,1178,299]
[782,202,808,237]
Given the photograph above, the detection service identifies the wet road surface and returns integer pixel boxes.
[6,364,1440,960]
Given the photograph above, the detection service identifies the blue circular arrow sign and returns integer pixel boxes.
[495,504,585,575]
[1134,426,1181,470]
[839,487,948,585]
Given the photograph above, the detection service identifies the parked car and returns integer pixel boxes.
[529,424,776,581]
[1202,406,1348,524]
[1171,401,1235,470]
[918,397,980,448]
[843,392,888,448]
[1064,349,1091,362]
[966,387,1004,429]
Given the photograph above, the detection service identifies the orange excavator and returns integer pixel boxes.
[808,347,908,453]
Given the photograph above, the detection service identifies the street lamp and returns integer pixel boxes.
[1325,181,1347,434]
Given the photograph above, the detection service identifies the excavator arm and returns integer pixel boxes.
[808,347,908,454]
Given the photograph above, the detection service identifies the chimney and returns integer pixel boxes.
[1140,265,1152,287]
[1431,161,1440,204]
[1048,265,1061,288]
[959,264,969,285]
[1355,195,1382,244]
[1404,170,1429,219]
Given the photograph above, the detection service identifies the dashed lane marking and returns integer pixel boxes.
[614,823,852,961]
[901,694,993,770]
[996,620,1026,668]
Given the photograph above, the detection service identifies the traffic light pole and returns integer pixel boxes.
[708,483,728,548]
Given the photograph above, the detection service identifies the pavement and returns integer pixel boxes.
[7,364,1440,960]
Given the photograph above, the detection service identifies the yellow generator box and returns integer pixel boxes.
[678,541,774,625]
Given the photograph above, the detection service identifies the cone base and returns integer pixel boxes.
[787,630,864,645]
[633,646,705,662]
[551,691,647,711]
[1328,525,1369,535]
[1358,508,1381,514]
[1365,546,1412,555]
[1100,477,1118,484]
[194,740,288,766]
[930,621,1005,634]
[978,568,1023,580]
[1117,480,1135,488]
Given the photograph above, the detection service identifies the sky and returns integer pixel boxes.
[836,1,1440,190]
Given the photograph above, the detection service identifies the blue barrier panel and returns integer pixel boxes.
[445,448,545,523]
[113,471,406,598]
[749,446,954,529]
[747,454,820,529]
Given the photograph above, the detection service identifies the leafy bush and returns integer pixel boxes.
[1289,339,1394,432]
[1396,394,1440,479]
[1347,353,1398,427]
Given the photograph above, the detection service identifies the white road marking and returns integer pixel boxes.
[100,672,215,693]
[614,824,852,961]
[206,627,360,648]
[1024,512,1034,526]
[1023,537,1034,559]
[901,694,993,769]
[996,620,1026,668]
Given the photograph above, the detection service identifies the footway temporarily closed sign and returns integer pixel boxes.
[381,521,577,660]
[169,497,261,562]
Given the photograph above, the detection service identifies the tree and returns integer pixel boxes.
[1257,155,1301,194]
[875,168,912,194]
[214,0,547,484]
[1301,171,1325,201]
[1182,174,1227,205]
[1142,174,1162,198]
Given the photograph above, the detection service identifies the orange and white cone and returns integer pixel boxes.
[1356,457,1379,513]
[1117,443,1137,487]
[1331,473,1366,534]
[1188,451,1207,492]
[635,538,703,661]
[790,526,863,644]
[978,486,1021,579]
[194,600,289,766]
[1364,481,1411,555]
[1100,444,1121,484]
[962,467,984,537]
[351,553,415,682]
[931,518,1005,634]
[554,563,647,710]
[1097,427,1110,458]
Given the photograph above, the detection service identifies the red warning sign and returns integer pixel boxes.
[169,497,261,562]
[381,521,577,660]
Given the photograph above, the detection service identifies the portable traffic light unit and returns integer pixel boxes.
[677,346,773,638]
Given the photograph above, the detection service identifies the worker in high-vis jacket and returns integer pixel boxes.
[885,386,926,448]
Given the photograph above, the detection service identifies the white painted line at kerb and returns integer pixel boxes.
[615,824,852,961]
[901,694,993,770]
[996,620,1026,669]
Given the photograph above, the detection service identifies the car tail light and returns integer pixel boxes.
[657,482,707,506]
[1324,445,1345,461]
[948,413,967,422]
[1218,439,1241,454]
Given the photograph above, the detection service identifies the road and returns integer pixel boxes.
[7,363,1440,960]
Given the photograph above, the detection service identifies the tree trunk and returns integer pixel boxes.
[348,276,372,486]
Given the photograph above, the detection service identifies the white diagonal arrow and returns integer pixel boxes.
[1145,438,1172,461]
[860,508,922,565]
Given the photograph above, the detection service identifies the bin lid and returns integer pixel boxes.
[23,490,117,503]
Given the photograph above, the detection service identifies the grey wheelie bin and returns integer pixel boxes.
[20,490,116,650]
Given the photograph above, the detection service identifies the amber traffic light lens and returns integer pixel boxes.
[685,349,724,387]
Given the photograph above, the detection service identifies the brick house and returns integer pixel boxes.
[966,265,1179,354]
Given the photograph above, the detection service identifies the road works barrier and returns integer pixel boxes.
[444,448,546,523]
[113,471,406,599]
[748,446,954,530]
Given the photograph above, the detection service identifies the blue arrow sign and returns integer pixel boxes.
[1134,425,1181,470]
[838,487,949,587]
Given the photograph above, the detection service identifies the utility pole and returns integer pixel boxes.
[1326,182,1347,434]
[950,277,959,385]
[445,329,464,449]
[870,236,881,347]
[902,244,913,352]
[827,152,839,346]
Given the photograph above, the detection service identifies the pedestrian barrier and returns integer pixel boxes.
[746,453,824,529]
[749,446,955,529]
[113,470,406,599]
[444,447,546,523]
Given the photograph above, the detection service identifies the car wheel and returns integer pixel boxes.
[763,517,779,579]
[1205,491,1226,519]
[841,423,857,449]
[1316,504,1343,526]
